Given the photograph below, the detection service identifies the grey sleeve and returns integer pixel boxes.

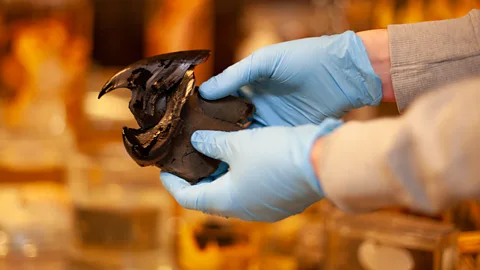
[388,9,480,112]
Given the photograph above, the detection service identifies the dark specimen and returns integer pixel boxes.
[98,50,254,184]
[194,219,248,250]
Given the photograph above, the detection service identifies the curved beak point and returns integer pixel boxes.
[98,80,115,99]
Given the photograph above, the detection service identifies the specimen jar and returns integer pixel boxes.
[323,203,458,270]
[0,0,93,182]
[66,142,174,270]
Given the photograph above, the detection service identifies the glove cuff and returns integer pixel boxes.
[346,30,384,107]
[301,118,344,197]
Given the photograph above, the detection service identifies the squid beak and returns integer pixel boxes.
[119,69,196,168]
[98,68,132,99]
[98,80,116,99]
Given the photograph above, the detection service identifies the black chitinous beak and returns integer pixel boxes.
[99,50,211,129]
[98,50,255,184]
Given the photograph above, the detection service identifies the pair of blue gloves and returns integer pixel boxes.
[161,31,383,222]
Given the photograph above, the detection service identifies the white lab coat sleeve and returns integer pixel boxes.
[316,78,480,215]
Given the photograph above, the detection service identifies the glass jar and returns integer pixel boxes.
[457,231,480,270]
[176,209,260,270]
[66,142,174,269]
[254,214,310,270]
[0,186,70,269]
[0,0,92,182]
[323,203,458,270]
[292,201,330,270]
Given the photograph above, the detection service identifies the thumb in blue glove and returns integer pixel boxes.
[160,118,343,222]
[199,30,382,127]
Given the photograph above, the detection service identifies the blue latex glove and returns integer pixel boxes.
[200,30,382,127]
[160,118,343,222]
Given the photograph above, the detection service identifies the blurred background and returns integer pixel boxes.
[0,0,479,269]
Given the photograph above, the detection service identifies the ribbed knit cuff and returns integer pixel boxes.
[388,9,480,112]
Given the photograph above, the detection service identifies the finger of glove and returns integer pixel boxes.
[160,172,234,216]
[160,172,194,208]
[191,130,232,163]
[199,55,253,100]
[160,172,211,211]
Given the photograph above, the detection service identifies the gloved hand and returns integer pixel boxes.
[200,30,382,127]
[160,118,343,222]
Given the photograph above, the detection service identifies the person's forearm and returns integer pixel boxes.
[310,78,480,214]
[356,10,480,110]
[356,30,395,103]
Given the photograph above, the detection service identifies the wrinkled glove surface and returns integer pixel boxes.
[160,119,343,222]
[200,30,382,127]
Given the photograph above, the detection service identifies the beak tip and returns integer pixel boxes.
[98,81,115,99]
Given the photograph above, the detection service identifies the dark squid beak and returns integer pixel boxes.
[98,80,117,99]
[97,50,210,167]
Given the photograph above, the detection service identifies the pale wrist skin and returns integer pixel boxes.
[357,29,395,102]
[310,29,394,184]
